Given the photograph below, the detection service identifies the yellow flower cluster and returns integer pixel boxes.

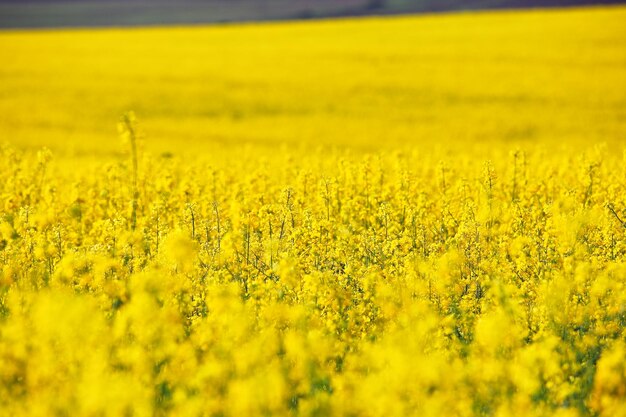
[1,4,625,416]
[1,139,625,417]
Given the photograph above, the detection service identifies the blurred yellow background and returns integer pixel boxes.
[1,6,624,158]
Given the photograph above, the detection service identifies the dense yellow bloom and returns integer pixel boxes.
[1,5,626,417]
[1,139,625,416]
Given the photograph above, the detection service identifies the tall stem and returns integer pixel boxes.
[122,112,139,231]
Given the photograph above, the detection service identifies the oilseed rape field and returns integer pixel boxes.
[1,5,626,417]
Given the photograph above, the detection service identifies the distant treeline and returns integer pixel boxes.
[0,0,624,29]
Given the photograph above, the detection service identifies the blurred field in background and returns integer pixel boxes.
[1,6,625,160]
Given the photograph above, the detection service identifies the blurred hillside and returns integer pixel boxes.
[0,0,624,29]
